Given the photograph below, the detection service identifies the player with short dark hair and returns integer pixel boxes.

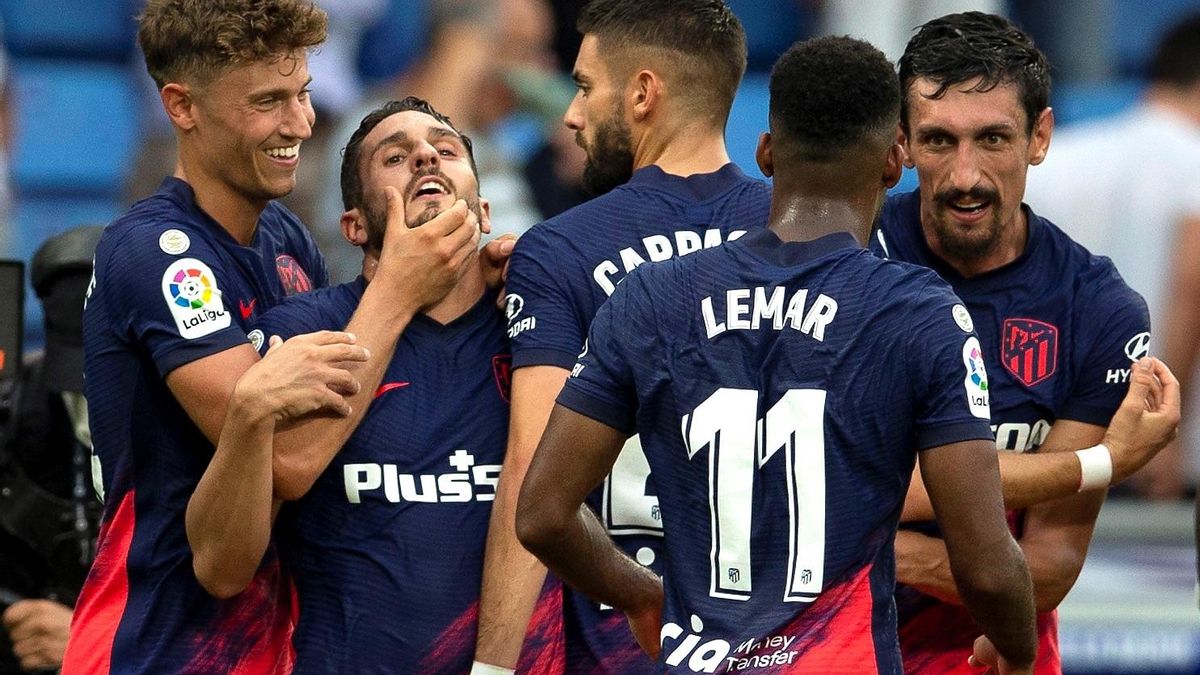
[64,1,483,672]
[876,12,1157,674]
[517,35,1039,674]
[198,97,559,673]
[472,1,767,671]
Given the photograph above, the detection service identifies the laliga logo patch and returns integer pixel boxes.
[161,258,231,339]
[158,229,191,255]
[962,336,990,419]
[1124,332,1150,362]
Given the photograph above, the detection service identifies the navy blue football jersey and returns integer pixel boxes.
[252,279,561,674]
[559,228,995,674]
[871,190,1150,674]
[507,163,771,671]
[68,177,327,674]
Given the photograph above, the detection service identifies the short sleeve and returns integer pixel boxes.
[98,226,252,378]
[554,270,649,436]
[905,281,997,450]
[505,227,587,370]
[1059,277,1151,425]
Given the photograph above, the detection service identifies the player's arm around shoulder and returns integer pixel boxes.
[186,331,369,598]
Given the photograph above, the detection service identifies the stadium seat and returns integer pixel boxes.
[9,59,143,197]
[1052,80,1143,127]
[357,0,431,85]
[725,73,770,179]
[0,0,139,61]
[727,0,815,72]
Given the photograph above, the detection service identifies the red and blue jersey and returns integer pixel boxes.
[251,278,562,674]
[506,163,770,673]
[871,190,1150,674]
[66,177,327,674]
[559,228,995,674]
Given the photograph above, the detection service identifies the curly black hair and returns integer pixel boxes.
[339,97,477,212]
[898,12,1049,134]
[577,0,746,122]
[1149,13,1200,88]
[768,36,900,162]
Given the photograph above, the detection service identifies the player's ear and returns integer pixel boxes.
[478,198,492,235]
[755,132,774,178]
[161,83,197,132]
[897,123,915,170]
[340,208,367,247]
[1027,107,1054,166]
[629,69,661,122]
[884,142,904,189]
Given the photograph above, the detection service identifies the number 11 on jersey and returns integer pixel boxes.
[682,388,827,603]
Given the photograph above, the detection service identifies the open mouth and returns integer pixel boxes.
[946,197,992,218]
[411,176,451,201]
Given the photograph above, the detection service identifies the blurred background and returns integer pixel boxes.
[0,1,1196,672]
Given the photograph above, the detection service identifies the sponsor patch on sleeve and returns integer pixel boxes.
[161,258,232,339]
[952,304,974,333]
[247,329,265,353]
[962,336,990,419]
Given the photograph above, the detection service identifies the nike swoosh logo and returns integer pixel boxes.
[239,298,257,320]
[374,382,410,398]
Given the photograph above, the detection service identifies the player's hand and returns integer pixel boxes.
[375,187,481,313]
[624,579,664,661]
[968,635,1032,675]
[3,599,73,671]
[234,331,370,424]
[481,234,517,309]
[1103,357,1181,484]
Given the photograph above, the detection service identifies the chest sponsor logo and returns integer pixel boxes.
[344,450,501,504]
[1124,332,1151,361]
[962,336,991,419]
[492,354,512,402]
[992,419,1051,452]
[661,614,799,673]
[161,258,231,339]
[275,254,313,296]
[592,228,747,296]
[1001,318,1058,387]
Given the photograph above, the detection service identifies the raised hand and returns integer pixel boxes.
[1104,357,1182,484]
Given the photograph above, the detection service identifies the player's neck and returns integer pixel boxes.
[637,124,730,177]
[768,192,873,246]
[173,160,264,246]
[361,251,485,324]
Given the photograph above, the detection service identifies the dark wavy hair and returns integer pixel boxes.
[898,12,1049,134]
[577,0,746,123]
[339,97,477,212]
[1149,13,1200,88]
[138,0,327,89]
[769,36,900,162]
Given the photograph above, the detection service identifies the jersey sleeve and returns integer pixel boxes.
[905,280,997,450]
[554,270,651,436]
[99,225,252,377]
[249,295,330,357]
[505,227,587,370]
[1059,274,1151,425]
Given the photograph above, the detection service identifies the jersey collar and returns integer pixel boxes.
[626,163,753,202]
[737,227,861,267]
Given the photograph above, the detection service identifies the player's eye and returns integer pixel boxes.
[983,133,1004,145]
[437,146,458,158]
[385,153,405,165]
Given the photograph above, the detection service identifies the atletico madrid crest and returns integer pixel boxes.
[1001,318,1058,387]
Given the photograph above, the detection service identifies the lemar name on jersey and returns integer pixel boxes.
[592,228,748,295]
[343,450,502,504]
[701,286,838,342]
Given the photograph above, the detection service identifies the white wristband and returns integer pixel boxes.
[470,662,516,675]
[1075,444,1113,492]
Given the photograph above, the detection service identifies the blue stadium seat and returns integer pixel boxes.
[725,73,770,179]
[1052,80,1143,127]
[0,0,139,61]
[727,0,814,72]
[357,0,431,85]
[9,59,143,197]
[1112,0,1200,76]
